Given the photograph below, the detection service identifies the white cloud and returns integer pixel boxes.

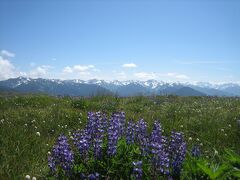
[1,50,15,58]
[62,65,95,74]
[133,71,190,81]
[61,64,96,79]
[63,66,73,73]
[122,63,137,68]
[29,65,51,78]
[73,65,94,72]
[134,72,156,80]
[0,56,17,80]
[162,72,189,79]
[166,73,176,77]
[175,74,189,79]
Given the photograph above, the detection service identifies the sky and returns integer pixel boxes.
[0,0,240,83]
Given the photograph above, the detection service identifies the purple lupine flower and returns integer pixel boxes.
[85,112,105,159]
[133,161,143,180]
[73,129,90,159]
[191,145,201,157]
[169,131,187,177]
[150,121,170,175]
[118,111,126,137]
[93,112,105,159]
[48,134,74,175]
[126,120,135,144]
[107,113,120,156]
[135,119,148,155]
[88,172,100,180]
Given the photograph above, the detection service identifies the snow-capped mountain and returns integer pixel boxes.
[0,77,239,97]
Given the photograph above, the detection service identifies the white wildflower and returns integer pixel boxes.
[25,175,31,180]
[36,132,40,136]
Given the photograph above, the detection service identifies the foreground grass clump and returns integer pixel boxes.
[48,112,186,179]
[0,94,240,179]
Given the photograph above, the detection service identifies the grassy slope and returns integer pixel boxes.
[0,94,240,178]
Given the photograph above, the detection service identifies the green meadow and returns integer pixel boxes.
[0,94,240,179]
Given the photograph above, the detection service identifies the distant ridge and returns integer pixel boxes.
[173,87,206,96]
[0,77,239,97]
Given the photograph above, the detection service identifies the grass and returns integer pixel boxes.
[0,94,240,179]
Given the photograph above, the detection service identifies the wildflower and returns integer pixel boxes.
[48,135,74,175]
[126,120,135,144]
[200,143,203,146]
[93,112,105,159]
[73,129,90,159]
[107,113,121,156]
[150,121,169,175]
[32,177,37,180]
[88,172,100,180]
[1,119,4,123]
[25,175,31,180]
[169,131,187,177]
[228,124,231,128]
[221,128,224,132]
[84,112,105,159]
[180,125,183,128]
[191,145,201,157]
[188,137,192,141]
[135,119,148,155]
[225,133,227,136]
[196,138,200,142]
[133,161,143,180]
[36,132,40,136]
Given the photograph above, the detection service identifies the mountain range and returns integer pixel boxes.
[0,77,239,97]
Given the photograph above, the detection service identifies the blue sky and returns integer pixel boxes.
[0,0,240,83]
